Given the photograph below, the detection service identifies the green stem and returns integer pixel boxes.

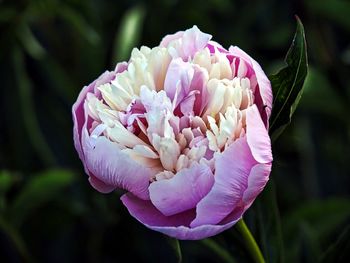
[236,219,265,263]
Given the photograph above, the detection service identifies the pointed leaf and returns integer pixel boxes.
[319,224,350,262]
[9,169,75,227]
[201,239,237,263]
[112,5,145,63]
[269,17,308,141]
[12,48,56,166]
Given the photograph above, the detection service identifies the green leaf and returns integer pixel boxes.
[9,169,75,227]
[269,17,308,142]
[58,5,100,45]
[12,48,56,166]
[0,171,15,194]
[201,238,237,263]
[282,198,350,261]
[166,237,182,263]
[112,5,145,63]
[283,198,350,240]
[0,217,32,262]
[319,224,350,262]
[306,0,350,30]
[16,23,46,60]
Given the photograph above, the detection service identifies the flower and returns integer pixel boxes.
[72,26,273,240]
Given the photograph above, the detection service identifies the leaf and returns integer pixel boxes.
[166,237,182,263]
[9,169,75,227]
[12,48,56,166]
[200,238,237,263]
[112,5,145,63]
[0,171,15,194]
[283,198,350,240]
[58,5,100,45]
[319,224,350,263]
[306,0,350,30]
[0,217,32,262]
[269,16,308,142]
[0,171,17,212]
[282,198,350,262]
[16,23,46,60]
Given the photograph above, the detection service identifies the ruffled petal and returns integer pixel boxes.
[164,57,194,105]
[82,131,156,200]
[160,26,211,60]
[121,193,242,240]
[191,137,256,227]
[246,105,273,164]
[228,46,272,126]
[72,71,116,163]
[160,31,184,48]
[149,163,214,216]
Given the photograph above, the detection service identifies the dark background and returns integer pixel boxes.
[0,0,350,262]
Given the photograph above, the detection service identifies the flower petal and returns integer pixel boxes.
[190,137,256,227]
[164,58,194,105]
[72,71,116,163]
[242,163,272,209]
[121,193,242,240]
[82,132,156,200]
[246,105,273,164]
[229,46,272,126]
[160,26,212,60]
[88,174,116,193]
[149,163,214,216]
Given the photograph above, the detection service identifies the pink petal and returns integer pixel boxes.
[206,41,228,54]
[82,132,155,200]
[190,65,209,116]
[164,59,209,116]
[121,193,242,240]
[228,46,273,126]
[191,137,256,227]
[164,58,194,105]
[72,83,93,164]
[181,26,212,59]
[115,61,128,73]
[160,26,211,60]
[72,71,116,163]
[242,163,272,209]
[149,163,214,216]
[246,105,273,164]
[160,31,184,47]
[88,174,116,193]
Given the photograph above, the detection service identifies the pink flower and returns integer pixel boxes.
[72,26,273,240]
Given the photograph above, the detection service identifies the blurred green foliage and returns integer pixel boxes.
[0,0,349,262]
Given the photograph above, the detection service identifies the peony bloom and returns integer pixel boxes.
[73,26,272,240]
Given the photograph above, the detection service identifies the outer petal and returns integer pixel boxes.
[149,163,214,216]
[242,163,272,209]
[72,70,116,163]
[88,174,116,193]
[191,137,256,227]
[121,193,243,240]
[246,105,273,164]
[82,131,155,200]
[229,46,272,126]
